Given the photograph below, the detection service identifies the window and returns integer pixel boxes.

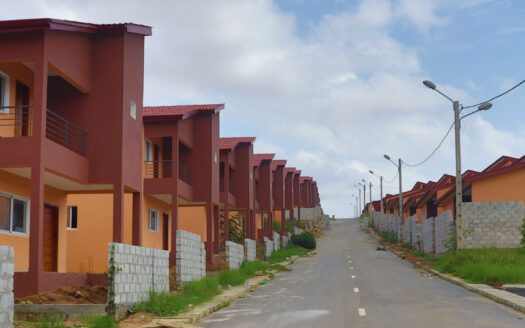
[0,70,10,113]
[145,139,152,162]
[130,100,137,120]
[68,206,78,229]
[0,193,29,235]
[149,209,159,232]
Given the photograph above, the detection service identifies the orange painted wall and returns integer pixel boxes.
[0,62,34,138]
[472,168,525,202]
[66,193,133,273]
[142,195,171,249]
[0,169,67,272]
[178,205,207,242]
[274,210,284,227]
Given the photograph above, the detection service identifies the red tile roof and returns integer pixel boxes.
[144,104,224,121]
[219,137,256,151]
[253,153,275,166]
[294,170,302,175]
[0,18,152,35]
[271,160,287,170]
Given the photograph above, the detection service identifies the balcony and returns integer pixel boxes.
[46,110,87,157]
[1,106,87,157]
[229,182,236,195]
[179,162,192,185]
[0,105,32,138]
[145,160,172,179]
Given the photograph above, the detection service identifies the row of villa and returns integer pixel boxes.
[0,18,322,297]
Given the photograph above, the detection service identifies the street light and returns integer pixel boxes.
[369,170,383,213]
[361,179,367,213]
[354,184,361,215]
[423,80,493,249]
[384,154,403,220]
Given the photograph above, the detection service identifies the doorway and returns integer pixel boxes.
[162,213,169,250]
[43,205,58,272]
[15,81,30,137]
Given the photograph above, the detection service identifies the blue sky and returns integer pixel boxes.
[3,0,525,217]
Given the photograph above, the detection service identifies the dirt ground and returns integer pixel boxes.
[15,285,107,304]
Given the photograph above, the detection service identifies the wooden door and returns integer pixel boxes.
[15,81,30,137]
[43,205,58,272]
[162,213,169,250]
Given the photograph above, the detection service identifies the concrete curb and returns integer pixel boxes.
[365,228,525,315]
[141,256,305,327]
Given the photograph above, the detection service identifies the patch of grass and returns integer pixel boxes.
[219,269,245,287]
[133,277,221,316]
[401,243,412,250]
[410,251,425,257]
[35,314,67,328]
[379,230,397,243]
[437,247,525,285]
[239,260,271,277]
[86,315,118,328]
[268,246,307,264]
[424,254,437,262]
[271,264,291,272]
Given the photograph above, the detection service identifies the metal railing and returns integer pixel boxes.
[0,105,32,137]
[179,162,193,185]
[46,109,87,156]
[145,160,173,178]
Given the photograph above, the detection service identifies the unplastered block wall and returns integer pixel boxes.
[0,247,13,328]
[176,230,206,283]
[395,216,401,240]
[273,232,281,251]
[463,201,525,249]
[422,217,435,254]
[294,226,301,235]
[282,233,289,248]
[410,215,422,251]
[109,243,169,305]
[435,211,455,254]
[300,208,314,221]
[225,241,244,270]
[362,217,368,228]
[403,216,412,243]
[244,239,256,262]
[264,237,273,257]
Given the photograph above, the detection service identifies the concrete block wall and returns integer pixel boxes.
[435,211,455,254]
[225,241,244,270]
[463,201,525,249]
[362,217,369,228]
[264,237,273,258]
[0,246,13,328]
[176,230,206,283]
[294,226,301,235]
[244,239,256,262]
[403,215,412,243]
[109,243,169,305]
[410,216,422,251]
[282,234,289,248]
[422,217,435,254]
[273,232,281,251]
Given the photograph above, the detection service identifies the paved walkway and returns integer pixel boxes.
[198,219,525,327]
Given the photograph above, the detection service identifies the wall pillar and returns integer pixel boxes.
[132,191,142,246]
[281,209,286,235]
[112,181,124,243]
[169,191,178,267]
[205,203,214,263]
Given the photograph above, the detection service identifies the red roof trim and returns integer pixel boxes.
[219,137,256,151]
[0,18,152,36]
[144,104,224,121]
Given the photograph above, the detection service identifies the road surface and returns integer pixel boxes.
[198,219,525,327]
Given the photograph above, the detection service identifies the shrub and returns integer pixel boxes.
[87,316,118,328]
[291,232,316,250]
[36,315,67,328]
[218,269,245,287]
[239,260,271,277]
[273,220,282,231]
[379,230,397,243]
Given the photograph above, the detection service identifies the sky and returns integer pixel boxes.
[3,0,525,217]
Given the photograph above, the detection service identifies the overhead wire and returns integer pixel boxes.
[401,121,455,167]
[462,80,525,110]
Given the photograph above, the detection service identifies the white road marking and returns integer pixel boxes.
[350,267,354,270]
[358,308,367,316]
[354,288,359,293]
[348,260,352,263]
[352,275,356,279]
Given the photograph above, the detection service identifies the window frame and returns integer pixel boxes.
[0,191,30,237]
[145,139,153,162]
[67,206,78,230]
[0,70,10,114]
[148,208,159,232]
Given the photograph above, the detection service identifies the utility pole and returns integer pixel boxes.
[363,184,366,214]
[454,100,463,249]
[398,158,403,221]
[369,181,372,214]
[380,176,383,213]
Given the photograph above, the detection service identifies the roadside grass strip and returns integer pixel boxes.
[436,248,525,285]
[267,246,308,264]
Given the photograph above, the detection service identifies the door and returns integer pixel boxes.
[43,205,58,272]
[162,213,169,250]
[15,81,30,137]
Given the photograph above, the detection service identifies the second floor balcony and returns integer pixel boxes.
[144,160,193,186]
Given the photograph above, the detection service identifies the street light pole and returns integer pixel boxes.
[369,181,372,214]
[369,170,384,213]
[362,179,366,213]
[453,100,463,249]
[398,158,403,221]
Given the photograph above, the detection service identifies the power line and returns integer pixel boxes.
[383,171,398,183]
[402,121,454,167]
[462,80,525,109]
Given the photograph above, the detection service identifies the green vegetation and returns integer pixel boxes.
[291,232,316,250]
[220,213,245,245]
[87,315,118,328]
[34,315,66,328]
[273,220,282,231]
[219,269,245,286]
[133,277,221,316]
[379,230,397,243]
[437,247,525,284]
[521,217,525,246]
[267,246,307,264]
[410,251,425,257]
[401,242,412,249]
[285,220,293,233]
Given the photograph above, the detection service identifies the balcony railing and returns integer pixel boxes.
[0,105,32,137]
[46,110,87,156]
[145,160,173,179]
[179,162,193,185]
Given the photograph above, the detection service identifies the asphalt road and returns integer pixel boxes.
[198,219,525,328]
